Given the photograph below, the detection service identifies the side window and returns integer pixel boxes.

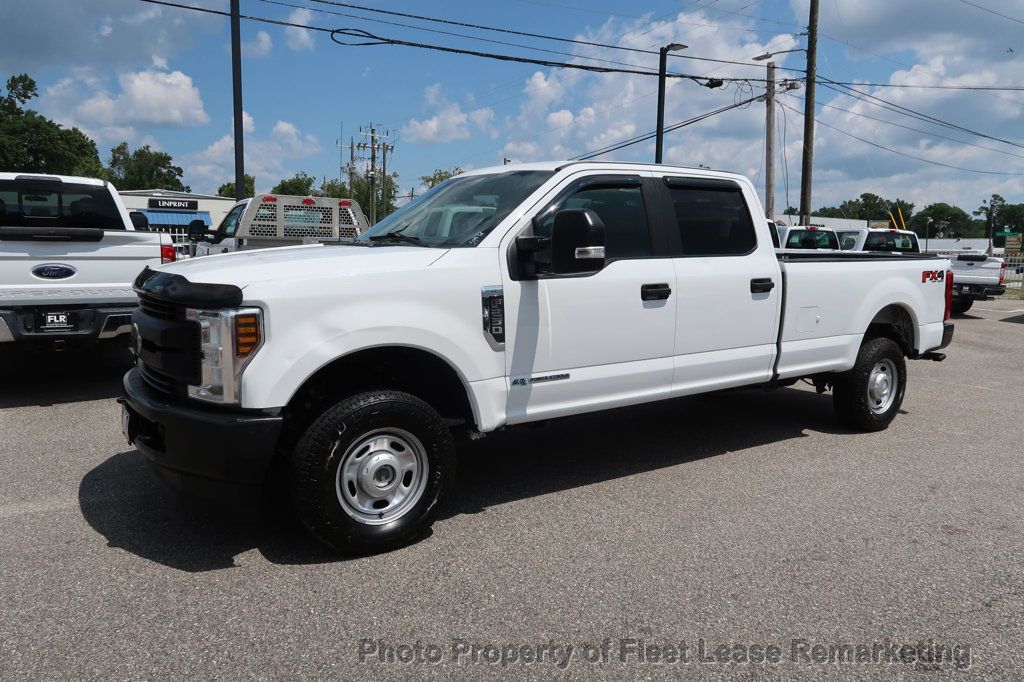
[536,184,652,264]
[666,185,757,256]
[219,204,245,237]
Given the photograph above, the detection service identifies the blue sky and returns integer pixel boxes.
[2,0,1023,212]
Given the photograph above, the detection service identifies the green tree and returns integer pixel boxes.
[0,73,103,176]
[105,142,189,191]
[998,203,1024,233]
[218,173,255,198]
[815,192,913,225]
[907,202,974,238]
[420,166,463,189]
[271,171,317,196]
[974,193,1006,242]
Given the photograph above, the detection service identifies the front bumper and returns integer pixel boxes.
[0,304,135,346]
[120,367,283,512]
[953,283,1005,300]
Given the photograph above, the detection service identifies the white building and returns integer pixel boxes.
[119,189,238,235]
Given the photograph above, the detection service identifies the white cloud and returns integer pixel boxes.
[186,116,321,192]
[242,31,273,58]
[285,9,315,52]
[151,55,168,69]
[402,85,495,143]
[242,111,255,134]
[0,0,220,71]
[74,69,210,127]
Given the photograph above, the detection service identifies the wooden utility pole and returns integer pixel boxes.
[764,62,776,219]
[799,0,819,225]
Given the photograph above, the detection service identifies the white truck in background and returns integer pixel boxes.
[0,172,175,350]
[121,161,955,555]
[837,227,920,253]
[190,194,369,257]
[944,252,1006,315]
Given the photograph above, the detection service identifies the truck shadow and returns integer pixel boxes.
[78,386,853,572]
[0,344,133,408]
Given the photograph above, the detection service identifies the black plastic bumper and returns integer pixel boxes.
[120,367,283,512]
[0,304,135,347]
[953,283,1005,300]
[938,321,954,350]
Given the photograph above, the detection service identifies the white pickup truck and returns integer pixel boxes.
[120,162,955,554]
[938,251,1006,315]
[191,194,369,257]
[0,172,175,350]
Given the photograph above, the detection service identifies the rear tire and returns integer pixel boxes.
[950,298,973,316]
[832,337,906,432]
[289,390,456,554]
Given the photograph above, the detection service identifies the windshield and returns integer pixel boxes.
[355,171,553,247]
[217,202,246,237]
[0,180,123,229]
[864,231,919,252]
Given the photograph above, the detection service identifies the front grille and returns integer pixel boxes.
[138,293,183,321]
[134,293,201,397]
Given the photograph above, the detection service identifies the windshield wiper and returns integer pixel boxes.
[367,232,422,246]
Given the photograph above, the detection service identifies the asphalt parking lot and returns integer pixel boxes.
[1,298,1022,678]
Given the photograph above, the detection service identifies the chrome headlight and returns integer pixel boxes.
[186,307,263,404]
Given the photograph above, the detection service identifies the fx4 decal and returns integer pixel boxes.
[921,270,945,283]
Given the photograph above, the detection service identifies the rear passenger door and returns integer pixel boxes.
[657,176,781,393]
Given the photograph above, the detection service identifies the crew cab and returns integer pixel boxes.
[776,225,840,250]
[191,193,368,257]
[838,228,920,253]
[120,162,955,554]
[0,172,175,349]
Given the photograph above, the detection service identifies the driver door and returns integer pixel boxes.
[500,172,677,424]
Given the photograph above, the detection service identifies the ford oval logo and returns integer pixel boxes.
[32,264,77,280]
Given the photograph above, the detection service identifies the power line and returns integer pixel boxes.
[135,1,776,86]
[954,0,1024,24]
[819,79,1024,151]
[330,27,776,85]
[778,101,1024,176]
[257,0,684,73]
[570,95,761,160]
[306,0,807,72]
[800,96,1024,161]
[822,80,1024,92]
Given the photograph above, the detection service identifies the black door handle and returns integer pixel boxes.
[750,278,775,293]
[641,283,672,301]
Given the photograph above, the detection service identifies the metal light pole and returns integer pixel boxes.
[230,0,245,201]
[799,0,820,226]
[655,43,688,164]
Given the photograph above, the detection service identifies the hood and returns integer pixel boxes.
[159,243,448,287]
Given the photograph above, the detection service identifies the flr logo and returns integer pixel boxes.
[921,270,945,283]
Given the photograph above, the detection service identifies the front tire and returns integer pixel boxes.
[832,337,906,432]
[950,298,973,316]
[289,390,456,554]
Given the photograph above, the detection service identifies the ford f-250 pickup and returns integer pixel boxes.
[0,172,175,350]
[120,162,955,554]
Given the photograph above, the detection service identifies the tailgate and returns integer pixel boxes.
[0,231,163,306]
[951,254,1001,285]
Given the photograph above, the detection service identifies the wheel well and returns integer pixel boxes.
[283,346,477,434]
[866,304,915,356]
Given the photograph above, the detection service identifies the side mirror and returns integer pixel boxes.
[551,208,606,274]
[129,211,149,230]
[187,219,208,240]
